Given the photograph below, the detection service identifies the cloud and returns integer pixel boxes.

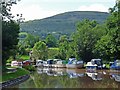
[11,4,60,21]
[11,0,113,21]
[42,0,115,3]
[77,4,109,12]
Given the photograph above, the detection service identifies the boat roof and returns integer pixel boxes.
[91,59,101,61]
[86,62,97,66]
[36,60,43,61]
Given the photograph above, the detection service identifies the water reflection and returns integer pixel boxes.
[18,68,120,88]
[110,73,120,82]
[86,72,102,81]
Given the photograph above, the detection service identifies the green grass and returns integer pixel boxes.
[20,55,30,60]
[2,68,30,82]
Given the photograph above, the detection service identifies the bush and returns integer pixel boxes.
[23,65,36,71]
[6,56,14,63]
[48,48,59,59]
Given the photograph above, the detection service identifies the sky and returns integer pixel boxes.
[11,0,116,21]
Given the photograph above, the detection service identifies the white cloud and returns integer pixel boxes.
[11,0,114,21]
[11,4,60,21]
[42,0,115,3]
[77,4,109,12]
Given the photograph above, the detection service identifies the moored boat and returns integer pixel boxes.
[66,64,83,69]
[110,60,120,70]
[52,64,66,68]
[65,58,84,69]
[36,60,43,67]
[86,62,97,71]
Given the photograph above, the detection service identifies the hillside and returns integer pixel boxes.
[20,11,109,39]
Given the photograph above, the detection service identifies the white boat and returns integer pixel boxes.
[91,59,103,69]
[66,64,83,69]
[86,62,97,70]
[52,64,66,68]
[66,60,84,69]
[36,60,43,67]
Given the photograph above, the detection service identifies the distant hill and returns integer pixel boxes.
[20,11,109,39]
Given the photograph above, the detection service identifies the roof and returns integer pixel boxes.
[86,62,97,66]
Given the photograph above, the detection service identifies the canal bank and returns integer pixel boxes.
[1,67,31,88]
[1,74,30,88]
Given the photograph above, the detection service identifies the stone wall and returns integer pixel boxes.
[1,74,30,88]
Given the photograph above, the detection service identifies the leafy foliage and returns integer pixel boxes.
[72,19,106,62]
[1,0,22,70]
[18,33,40,56]
[2,20,20,68]
[32,41,48,60]
[48,48,59,59]
[45,34,57,47]
[95,0,120,60]
[58,35,70,60]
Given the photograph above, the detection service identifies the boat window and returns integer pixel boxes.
[94,60,101,65]
[116,62,120,66]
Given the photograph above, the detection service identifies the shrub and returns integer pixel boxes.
[23,65,36,71]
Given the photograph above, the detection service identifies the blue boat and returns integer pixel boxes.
[110,60,120,70]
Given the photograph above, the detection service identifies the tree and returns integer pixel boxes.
[72,19,105,62]
[17,33,40,56]
[106,0,120,60]
[2,0,20,70]
[23,34,39,48]
[94,35,113,60]
[32,41,48,60]
[66,41,76,59]
[95,0,120,60]
[59,35,69,60]
[45,34,57,47]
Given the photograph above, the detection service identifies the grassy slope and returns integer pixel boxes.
[20,11,109,39]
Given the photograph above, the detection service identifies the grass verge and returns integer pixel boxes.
[2,68,30,82]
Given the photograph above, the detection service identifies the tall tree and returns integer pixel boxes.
[32,41,48,60]
[72,19,105,62]
[95,0,120,60]
[23,34,39,48]
[45,34,57,47]
[106,0,120,59]
[2,0,21,70]
[58,35,69,60]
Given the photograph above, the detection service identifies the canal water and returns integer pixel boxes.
[14,68,120,88]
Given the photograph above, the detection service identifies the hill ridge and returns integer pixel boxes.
[20,11,109,39]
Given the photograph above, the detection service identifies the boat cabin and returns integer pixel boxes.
[91,59,103,69]
[47,59,54,64]
[110,60,120,70]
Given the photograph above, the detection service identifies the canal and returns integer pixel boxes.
[12,68,120,88]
